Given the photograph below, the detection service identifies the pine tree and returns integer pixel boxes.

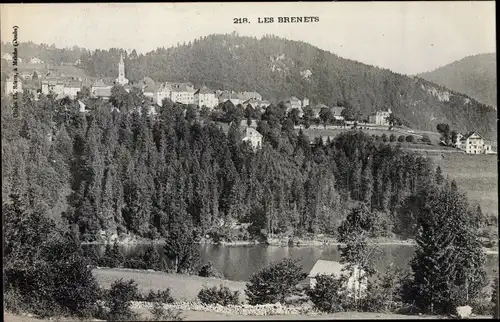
[361,158,373,206]
[407,181,487,314]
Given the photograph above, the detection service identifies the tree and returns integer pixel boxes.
[163,218,200,274]
[389,134,396,142]
[405,135,415,143]
[319,107,333,127]
[397,135,405,142]
[381,134,388,143]
[406,182,487,314]
[245,258,307,305]
[337,205,378,307]
[436,123,451,145]
[302,105,314,128]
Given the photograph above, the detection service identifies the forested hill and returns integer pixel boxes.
[417,53,497,108]
[1,35,496,138]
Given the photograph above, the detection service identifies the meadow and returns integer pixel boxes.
[428,153,498,215]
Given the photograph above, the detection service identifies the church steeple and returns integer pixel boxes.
[116,53,129,85]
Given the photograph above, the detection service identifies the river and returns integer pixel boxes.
[86,244,499,282]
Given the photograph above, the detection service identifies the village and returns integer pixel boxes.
[3,53,495,156]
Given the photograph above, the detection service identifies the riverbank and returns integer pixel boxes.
[81,236,417,247]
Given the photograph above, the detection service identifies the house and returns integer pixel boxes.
[237,91,262,102]
[78,100,89,113]
[302,97,310,108]
[331,106,345,121]
[2,53,13,61]
[41,79,65,97]
[285,96,302,111]
[29,57,44,64]
[63,80,81,99]
[155,82,172,106]
[133,77,158,98]
[455,131,494,154]
[219,122,263,150]
[308,260,368,298]
[195,86,218,108]
[218,90,240,106]
[241,126,263,150]
[20,71,34,80]
[91,79,113,100]
[169,83,196,105]
[5,74,22,95]
[368,109,392,125]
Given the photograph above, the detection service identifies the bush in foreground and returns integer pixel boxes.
[149,302,184,321]
[198,262,223,278]
[245,258,307,305]
[145,289,175,304]
[198,284,240,305]
[104,279,140,321]
[306,274,348,313]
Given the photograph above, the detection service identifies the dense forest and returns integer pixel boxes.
[1,34,496,138]
[2,87,492,243]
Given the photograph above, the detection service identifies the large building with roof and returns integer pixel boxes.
[194,86,218,108]
[455,131,494,154]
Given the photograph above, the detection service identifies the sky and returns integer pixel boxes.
[0,2,496,75]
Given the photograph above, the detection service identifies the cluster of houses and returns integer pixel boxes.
[2,53,45,65]
[3,55,495,155]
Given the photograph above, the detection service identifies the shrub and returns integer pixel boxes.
[360,266,408,313]
[245,258,307,305]
[198,284,240,306]
[149,302,184,321]
[405,135,415,143]
[381,133,388,142]
[421,134,432,144]
[389,134,396,142]
[145,289,175,304]
[306,274,348,312]
[397,135,405,142]
[198,262,223,278]
[105,279,140,321]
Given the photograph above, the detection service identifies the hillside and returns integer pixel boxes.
[417,53,496,108]
[81,34,495,138]
[2,35,497,139]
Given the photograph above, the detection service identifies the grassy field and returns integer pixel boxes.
[426,153,498,215]
[93,267,248,303]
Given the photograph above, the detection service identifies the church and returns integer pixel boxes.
[116,54,129,85]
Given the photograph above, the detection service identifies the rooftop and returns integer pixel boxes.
[309,260,349,278]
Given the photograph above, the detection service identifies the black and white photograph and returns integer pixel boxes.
[1,2,498,321]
